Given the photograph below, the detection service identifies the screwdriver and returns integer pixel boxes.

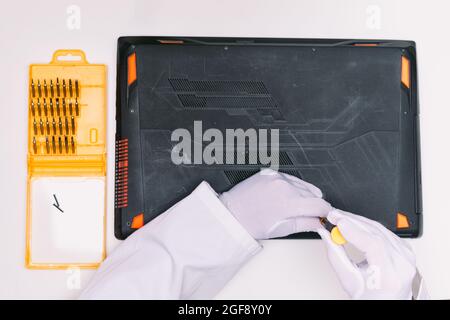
[320,217,368,265]
[320,217,347,245]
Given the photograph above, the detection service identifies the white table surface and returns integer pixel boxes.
[1,0,449,299]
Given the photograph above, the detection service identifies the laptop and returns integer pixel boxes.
[115,37,421,240]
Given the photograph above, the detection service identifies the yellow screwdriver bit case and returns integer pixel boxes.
[26,50,107,269]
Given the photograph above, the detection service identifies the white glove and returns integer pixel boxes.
[219,169,332,240]
[317,209,418,299]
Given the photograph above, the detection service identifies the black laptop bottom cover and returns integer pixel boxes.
[115,37,421,240]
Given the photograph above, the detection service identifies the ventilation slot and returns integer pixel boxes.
[225,169,302,185]
[115,139,129,208]
[278,151,294,165]
[169,79,269,94]
[169,78,278,110]
[224,170,259,185]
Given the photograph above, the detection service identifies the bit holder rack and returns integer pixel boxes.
[30,78,80,155]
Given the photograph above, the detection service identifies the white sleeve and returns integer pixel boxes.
[79,181,262,300]
[412,270,429,300]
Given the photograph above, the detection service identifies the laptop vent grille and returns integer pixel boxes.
[115,138,129,208]
[224,169,302,185]
[168,78,277,110]
[169,78,269,94]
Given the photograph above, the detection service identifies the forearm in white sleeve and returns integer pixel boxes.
[413,270,429,300]
[79,181,261,300]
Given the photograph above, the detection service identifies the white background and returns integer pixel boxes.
[1,0,449,299]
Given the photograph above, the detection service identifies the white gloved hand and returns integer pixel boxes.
[317,209,417,300]
[219,169,332,240]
